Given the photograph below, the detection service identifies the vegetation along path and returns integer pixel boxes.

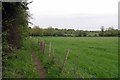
[32,52,47,78]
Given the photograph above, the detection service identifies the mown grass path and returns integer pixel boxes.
[32,52,47,78]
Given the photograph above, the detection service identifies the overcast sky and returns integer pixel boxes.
[28,0,119,30]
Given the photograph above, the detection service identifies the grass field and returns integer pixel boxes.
[3,37,118,78]
[3,39,40,78]
[34,37,118,78]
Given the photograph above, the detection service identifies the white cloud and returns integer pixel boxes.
[28,0,119,30]
[28,0,119,15]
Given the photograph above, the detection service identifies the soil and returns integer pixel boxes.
[32,52,47,78]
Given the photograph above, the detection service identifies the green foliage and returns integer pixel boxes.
[99,27,119,37]
[29,27,88,37]
[99,26,105,37]
[2,2,29,49]
[29,26,119,37]
[2,2,30,77]
[29,26,43,36]
[119,30,120,36]
[3,38,39,78]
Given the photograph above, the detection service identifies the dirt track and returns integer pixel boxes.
[32,52,47,78]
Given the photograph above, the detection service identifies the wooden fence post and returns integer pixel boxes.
[42,41,45,54]
[39,40,45,54]
[48,42,51,57]
[51,47,54,59]
[61,48,70,73]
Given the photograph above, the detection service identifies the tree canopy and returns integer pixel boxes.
[2,2,30,49]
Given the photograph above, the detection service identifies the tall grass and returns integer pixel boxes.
[3,38,39,78]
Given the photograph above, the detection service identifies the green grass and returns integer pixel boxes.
[3,38,40,78]
[32,37,118,78]
[3,37,118,78]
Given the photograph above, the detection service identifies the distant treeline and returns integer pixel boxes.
[29,26,120,37]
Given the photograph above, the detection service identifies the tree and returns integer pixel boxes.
[99,26,105,37]
[29,26,44,36]
[2,2,30,49]
[104,27,118,36]
[118,30,120,37]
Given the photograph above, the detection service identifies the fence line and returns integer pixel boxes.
[38,40,84,78]
[48,42,51,57]
[61,48,70,73]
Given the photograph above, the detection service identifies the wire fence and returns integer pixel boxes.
[37,39,85,78]
[29,39,118,79]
